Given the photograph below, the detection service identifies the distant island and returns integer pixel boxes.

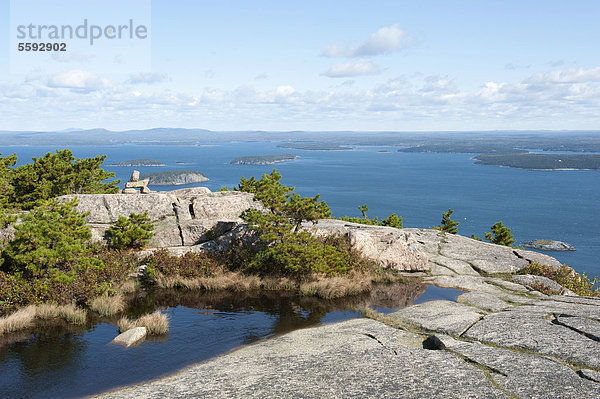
[523,239,575,251]
[473,153,600,170]
[399,144,528,154]
[278,143,352,151]
[110,158,166,167]
[229,154,299,165]
[141,170,209,185]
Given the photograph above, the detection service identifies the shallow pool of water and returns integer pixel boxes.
[0,284,463,398]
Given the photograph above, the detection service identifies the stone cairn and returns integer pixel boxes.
[122,170,151,194]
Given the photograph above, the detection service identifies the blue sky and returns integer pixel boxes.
[1,0,599,131]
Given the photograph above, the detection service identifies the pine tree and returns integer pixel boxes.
[10,149,120,209]
[485,221,515,247]
[106,211,154,250]
[358,204,369,219]
[0,199,98,278]
[382,213,403,228]
[438,208,459,234]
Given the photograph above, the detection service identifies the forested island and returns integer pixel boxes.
[398,144,528,154]
[141,170,209,185]
[110,159,166,167]
[278,143,352,151]
[473,153,600,170]
[229,154,299,165]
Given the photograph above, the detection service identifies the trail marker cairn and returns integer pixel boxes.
[122,170,151,194]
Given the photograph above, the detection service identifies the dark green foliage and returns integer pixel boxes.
[484,221,515,247]
[382,213,403,228]
[9,149,119,209]
[246,232,352,276]
[358,204,369,219]
[0,154,17,208]
[237,169,331,239]
[106,211,154,250]
[336,204,402,229]
[0,249,138,314]
[0,199,96,279]
[437,208,459,234]
[0,154,17,227]
[470,234,483,241]
[235,170,377,277]
[521,262,600,297]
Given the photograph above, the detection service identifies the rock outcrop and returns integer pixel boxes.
[59,187,262,248]
[303,219,429,271]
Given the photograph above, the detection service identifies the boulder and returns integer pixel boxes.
[189,192,260,222]
[304,219,429,271]
[112,327,147,347]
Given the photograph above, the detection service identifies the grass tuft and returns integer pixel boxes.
[0,306,36,335]
[299,275,372,299]
[90,294,125,316]
[136,312,169,335]
[118,312,169,335]
[57,304,87,323]
[117,316,136,333]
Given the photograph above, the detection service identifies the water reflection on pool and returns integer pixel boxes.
[0,283,463,398]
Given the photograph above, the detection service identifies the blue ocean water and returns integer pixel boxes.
[2,142,598,276]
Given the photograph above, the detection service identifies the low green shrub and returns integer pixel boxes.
[106,211,154,250]
[246,232,352,277]
[521,262,600,297]
[336,204,403,228]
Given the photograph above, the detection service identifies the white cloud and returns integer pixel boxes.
[126,72,169,85]
[2,66,600,131]
[322,24,413,58]
[47,70,111,91]
[323,60,380,78]
[524,67,600,84]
